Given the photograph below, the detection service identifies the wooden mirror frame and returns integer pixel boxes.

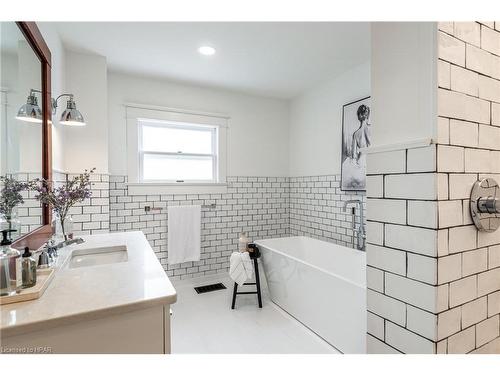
[11,22,53,250]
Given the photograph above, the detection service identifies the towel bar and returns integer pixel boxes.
[144,203,216,212]
[202,203,217,209]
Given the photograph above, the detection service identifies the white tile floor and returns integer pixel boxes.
[171,273,338,354]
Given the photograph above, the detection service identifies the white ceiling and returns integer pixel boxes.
[51,22,370,99]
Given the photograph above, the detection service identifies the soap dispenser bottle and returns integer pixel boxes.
[21,247,37,288]
[0,229,22,295]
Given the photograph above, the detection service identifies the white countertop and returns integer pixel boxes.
[0,231,177,337]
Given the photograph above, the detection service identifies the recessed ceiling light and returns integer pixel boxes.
[198,46,216,56]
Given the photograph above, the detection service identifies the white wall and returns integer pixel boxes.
[371,22,437,148]
[64,51,108,174]
[39,26,109,175]
[289,62,370,176]
[2,24,56,175]
[38,22,66,172]
[108,73,290,177]
[39,24,372,179]
[17,40,42,173]
[1,51,19,174]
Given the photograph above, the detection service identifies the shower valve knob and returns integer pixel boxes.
[477,196,500,214]
[470,178,500,232]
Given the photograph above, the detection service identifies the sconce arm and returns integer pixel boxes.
[54,93,74,102]
[25,90,80,119]
[52,93,74,115]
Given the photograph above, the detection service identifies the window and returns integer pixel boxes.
[139,120,218,183]
[126,105,228,194]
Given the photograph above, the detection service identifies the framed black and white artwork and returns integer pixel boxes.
[340,96,371,191]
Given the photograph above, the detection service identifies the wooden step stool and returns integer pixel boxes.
[231,246,262,309]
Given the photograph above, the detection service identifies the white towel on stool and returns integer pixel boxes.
[229,251,253,286]
[167,205,201,265]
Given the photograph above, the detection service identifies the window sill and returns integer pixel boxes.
[126,182,228,196]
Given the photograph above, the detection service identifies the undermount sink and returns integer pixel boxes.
[67,245,128,269]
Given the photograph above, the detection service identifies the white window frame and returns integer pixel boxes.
[138,120,218,183]
[126,104,229,195]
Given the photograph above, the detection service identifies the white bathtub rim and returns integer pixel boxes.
[255,237,366,290]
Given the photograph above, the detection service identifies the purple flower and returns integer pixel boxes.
[0,176,37,218]
[32,168,96,227]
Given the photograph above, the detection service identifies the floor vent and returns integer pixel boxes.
[194,283,227,294]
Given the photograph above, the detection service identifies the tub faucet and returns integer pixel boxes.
[342,199,365,251]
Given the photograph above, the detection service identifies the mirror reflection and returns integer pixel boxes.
[0,22,43,243]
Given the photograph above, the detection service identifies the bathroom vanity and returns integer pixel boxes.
[0,231,177,354]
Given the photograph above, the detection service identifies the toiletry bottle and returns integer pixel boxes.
[21,247,37,288]
[0,229,22,293]
[0,250,14,296]
[37,246,51,269]
[239,232,249,252]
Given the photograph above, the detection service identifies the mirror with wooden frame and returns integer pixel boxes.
[0,22,52,250]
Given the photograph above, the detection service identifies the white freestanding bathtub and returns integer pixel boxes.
[255,236,366,354]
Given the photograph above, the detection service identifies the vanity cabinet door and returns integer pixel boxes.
[2,305,171,354]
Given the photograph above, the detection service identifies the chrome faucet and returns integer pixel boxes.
[342,199,365,251]
[46,237,85,256]
[36,237,85,268]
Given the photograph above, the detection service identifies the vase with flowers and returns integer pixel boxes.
[0,176,35,240]
[34,168,95,241]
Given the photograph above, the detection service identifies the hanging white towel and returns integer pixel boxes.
[229,251,253,286]
[167,205,201,265]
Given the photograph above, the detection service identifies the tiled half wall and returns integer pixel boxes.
[106,175,365,280]
[108,175,289,279]
[54,170,111,236]
[7,171,110,236]
[9,172,43,235]
[289,175,366,248]
[16,172,366,279]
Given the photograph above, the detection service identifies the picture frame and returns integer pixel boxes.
[340,96,371,191]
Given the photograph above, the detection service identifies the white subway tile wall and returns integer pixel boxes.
[5,170,110,238]
[366,144,439,354]
[366,21,500,355]
[289,175,366,248]
[108,175,290,280]
[18,170,364,279]
[54,171,110,237]
[107,175,365,280]
[9,172,43,235]
[435,21,500,354]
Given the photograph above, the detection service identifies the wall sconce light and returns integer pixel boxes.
[16,89,42,123]
[16,90,86,126]
[52,94,86,126]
